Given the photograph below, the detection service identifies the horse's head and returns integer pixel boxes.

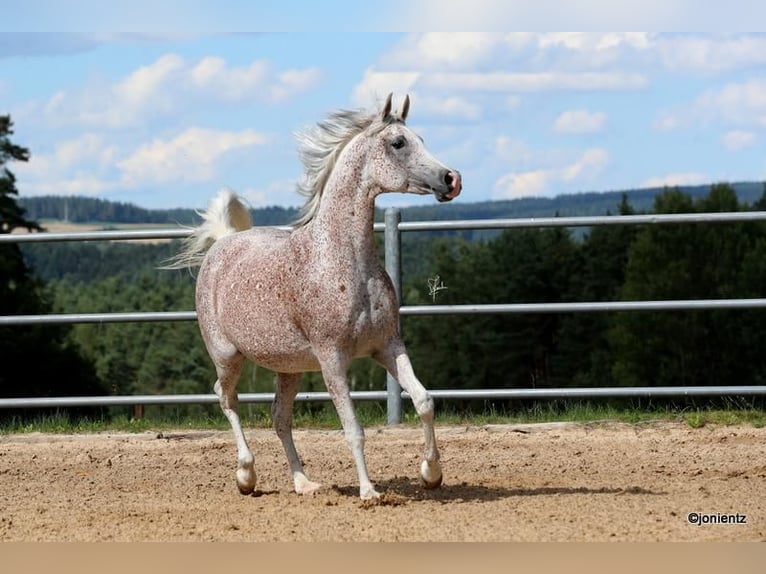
[366,93,462,203]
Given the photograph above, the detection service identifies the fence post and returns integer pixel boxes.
[384,207,402,424]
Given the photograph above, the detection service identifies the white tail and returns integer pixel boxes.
[162,189,252,269]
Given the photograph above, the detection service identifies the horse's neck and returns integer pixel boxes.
[309,188,378,262]
[309,151,379,263]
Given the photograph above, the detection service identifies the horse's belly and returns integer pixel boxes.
[223,309,321,373]
[243,347,322,373]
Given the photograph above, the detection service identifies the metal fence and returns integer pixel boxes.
[3,208,766,422]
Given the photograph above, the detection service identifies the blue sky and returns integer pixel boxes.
[2,27,766,209]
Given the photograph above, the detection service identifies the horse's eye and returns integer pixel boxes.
[391,136,407,150]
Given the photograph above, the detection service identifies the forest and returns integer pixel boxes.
[7,183,766,421]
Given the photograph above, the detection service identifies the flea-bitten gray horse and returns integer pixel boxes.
[169,93,462,499]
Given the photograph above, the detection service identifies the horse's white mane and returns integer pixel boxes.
[292,105,400,228]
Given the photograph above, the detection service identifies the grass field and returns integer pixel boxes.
[2,402,765,435]
[13,219,177,242]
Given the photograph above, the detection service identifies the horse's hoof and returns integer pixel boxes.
[237,483,256,495]
[360,488,382,500]
[420,460,443,489]
[294,477,322,496]
[420,473,443,490]
[236,468,256,495]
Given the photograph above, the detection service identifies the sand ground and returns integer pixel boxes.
[1,421,763,541]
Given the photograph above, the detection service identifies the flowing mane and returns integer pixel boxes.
[292,107,394,228]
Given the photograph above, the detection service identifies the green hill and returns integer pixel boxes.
[19,181,766,228]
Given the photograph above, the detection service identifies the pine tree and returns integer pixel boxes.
[0,115,105,419]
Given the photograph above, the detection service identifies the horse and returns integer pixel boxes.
[167,93,462,499]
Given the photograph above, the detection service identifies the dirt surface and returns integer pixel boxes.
[1,421,764,541]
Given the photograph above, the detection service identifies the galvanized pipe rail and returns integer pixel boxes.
[2,386,765,410]
[3,209,766,416]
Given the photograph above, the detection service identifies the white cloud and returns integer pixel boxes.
[540,33,652,51]
[351,71,480,120]
[352,32,655,116]
[271,68,322,102]
[239,179,303,209]
[190,56,321,103]
[652,112,681,132]
[641,172,708,188]
[414,95,482,120]
[494,169,549,199]
[422,72,648,92]
[722,130,757,151]
[14,133,119,196]
[118,127,268,186]
[387,33,507,69]
[561,148,609,181]
[14,127,270,198]
[553,109,607,134]
[32,53,321,129]
[190,56,267,98]
[493,147,609,199]
[378,32,657,74]
[656,35,766,72]
[351,69,420,108]
[657,78,766,131]
[28,133,116,172]
[117,53,185,106]
[697,78,766,127]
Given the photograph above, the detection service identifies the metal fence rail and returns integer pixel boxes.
[4,298,766,327]
[2,386,765,410]
[3,208,766,418]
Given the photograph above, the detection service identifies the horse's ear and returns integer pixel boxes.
[401,94,410,122]
[381,92,393,120]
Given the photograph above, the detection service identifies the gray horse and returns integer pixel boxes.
[169,93,461,499]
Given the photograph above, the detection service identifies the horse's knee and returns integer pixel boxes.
[414,393,435,420]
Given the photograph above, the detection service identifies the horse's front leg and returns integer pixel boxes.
[318,352,380,500]
[375,338,443,489]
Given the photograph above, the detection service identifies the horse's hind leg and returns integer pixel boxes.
[273,372,322,495]
[375,339,443,489]
[213,355,256,494]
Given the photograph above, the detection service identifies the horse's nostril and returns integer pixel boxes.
[444,172,454,187]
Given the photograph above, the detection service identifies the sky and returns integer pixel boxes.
[2,7,766,210]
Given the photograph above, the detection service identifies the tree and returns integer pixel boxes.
[0,115,105,419]
[1,115,44,319]
[609,185,766,391]
[403,227,581,396]
[556,194,639,387]
[1,116,40,235]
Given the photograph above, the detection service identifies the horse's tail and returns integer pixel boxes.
[161,188,253,269]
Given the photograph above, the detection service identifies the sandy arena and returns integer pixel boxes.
[0,421,763,541]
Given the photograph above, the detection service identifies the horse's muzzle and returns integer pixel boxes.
[437,170,462,202]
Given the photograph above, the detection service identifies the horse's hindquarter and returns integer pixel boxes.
[196,228,319,372]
